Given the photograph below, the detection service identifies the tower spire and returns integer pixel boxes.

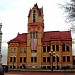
[28,4,44,34]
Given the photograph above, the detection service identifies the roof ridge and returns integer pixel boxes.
[44,31,70,33]
[44,31,60,33]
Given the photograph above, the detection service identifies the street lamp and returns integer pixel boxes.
[56,54,59,70]
[12,55,16,69]
[49,49,55,71]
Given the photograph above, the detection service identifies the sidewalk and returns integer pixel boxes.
[7,69,75,73]
[4,70,75,75]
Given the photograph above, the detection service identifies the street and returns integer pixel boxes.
[4,72,75,75]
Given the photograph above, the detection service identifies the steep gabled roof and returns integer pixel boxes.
[42,31,72,42]
[28,3,43,17]
[8,33,27,44]
[8,31,72,44]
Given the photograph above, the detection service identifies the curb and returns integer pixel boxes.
[7,69,75,73]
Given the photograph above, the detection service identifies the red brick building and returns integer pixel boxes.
[7,3,73,70]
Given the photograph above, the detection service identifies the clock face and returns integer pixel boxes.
[38,27,40,30]
[28,26,31,32]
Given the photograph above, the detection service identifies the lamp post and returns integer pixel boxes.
[49,49,54,71]
[12,55,16,69]
[56,54,59,70]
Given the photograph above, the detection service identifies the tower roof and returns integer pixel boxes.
[28,3,43,17]
[33,3,38,9]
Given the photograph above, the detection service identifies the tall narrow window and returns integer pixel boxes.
[31,57,37,62]
[14,57,16,62]
[36,32,38,38]
[47,57,50,62]
[20,57,22,62]
[47,45,50,52]
[62,56,66,62]
[33,10,36,22]
[52,44,55,51]
[33,33,35,38]
[10,57,12,62]
[14,48,16,53]
[33,10,36,13]
[30,32,33,38]
[34,57,37,62]
[20,48,22,53]
[31,57,33,62]
[24,48,26,53]
[56,44,59,51]
[66,44,70,51]
[33,19,35,22]
[43,46,46,52]
[67,56,70,62]
[53,56,55,62]
[43,57,46,62]
[62,44,65,52]
[24,57,26,62]
[10,48,13,53]
[57,56,59,62]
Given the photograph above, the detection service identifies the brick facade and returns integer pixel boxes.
[7,4,73,69]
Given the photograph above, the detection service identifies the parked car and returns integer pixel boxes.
[2,65,8,72]
[0,66,4,75]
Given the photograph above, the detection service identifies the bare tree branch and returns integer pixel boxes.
[60,0,75,23]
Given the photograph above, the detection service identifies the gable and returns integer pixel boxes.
[8,33,27,44]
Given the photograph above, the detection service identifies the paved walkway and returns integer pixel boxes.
[5,74,20,75]
[4,71,75,75]
[4,69,75,75]
[8,68,75,72]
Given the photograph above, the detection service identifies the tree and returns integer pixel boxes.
[61,0,75,24]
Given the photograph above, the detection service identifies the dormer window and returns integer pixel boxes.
[33,10,36,22]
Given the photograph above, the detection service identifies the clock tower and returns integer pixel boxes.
[28,3,44,34]
[27,3,44,68]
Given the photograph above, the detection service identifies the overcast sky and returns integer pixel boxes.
[0,0,74,64]
[0,0,71,47]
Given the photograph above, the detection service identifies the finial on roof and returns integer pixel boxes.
[34,3,38,8]
[17,32,20,36]
[35,3,37,6]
